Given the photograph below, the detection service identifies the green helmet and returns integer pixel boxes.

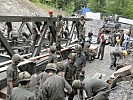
[57,62,64,71]
[50,46,56,53]
[72,80,82,89]
[12,54,22,63]
[18,71,31,82]
[68,53,76,60]
[45,63,57,72]
[75,44,82,51]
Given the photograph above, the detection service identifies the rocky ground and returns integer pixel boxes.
[108,80,133,100]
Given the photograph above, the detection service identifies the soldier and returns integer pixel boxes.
[64,53,77,86]
[47,10,54,46]
[83,43,97,62]
[31,22,40,46]
[110,50,128,70]
[48,10,53,17]
[75,44,86,80]
[48,45,58,63]
[6,54,22,100]
[39,63,72,100]
[10,31,18,45]
[56,62,65,77]
[72,78,110,100]
[55,15,64,50]
[96,34,109,60]
[78,15,85,39]
[11,71,36,100]
[5,22,12,39]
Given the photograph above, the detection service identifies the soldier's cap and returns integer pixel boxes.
[72,80,84,89]
[12,54,22,63]
[45,63,57,72]
[18,71,31,83]
[75,44,82,51]
[56,62,64,71]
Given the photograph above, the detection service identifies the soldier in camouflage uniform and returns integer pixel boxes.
[6,54,22,100]
[55,15,64,50]
[5,22,12,39]
[72,78,110,100]
[11,71,36,100]
[56,62,65,77]
[83,43,97,62]
[78,15,85,43]
[39,63,72,100]
[48,45,58,63]
[64,53,77,86]
[75,44,86,81]
[110,50,128,70]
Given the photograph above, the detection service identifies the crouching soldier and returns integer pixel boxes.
[75,44,86,81]
[110,50,128,70]
[11,71,36,100]
[83,43,97,62]
[72,78,110,100]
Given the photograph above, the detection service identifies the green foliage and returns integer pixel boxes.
[30,0,133,19]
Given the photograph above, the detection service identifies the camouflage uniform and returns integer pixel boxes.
[78,16,85,40]
[55,15,64,50]
[31,22,39,46]
[75,52,86,80]
[6,54,22,100]
[6,63,19,100]
[110,51,123,69]
[83,43,97,62]
[64,61,77,86]
[40,74,72,100]
[11,71,36,100]
[11,85,36,100]
[83,78,109,100]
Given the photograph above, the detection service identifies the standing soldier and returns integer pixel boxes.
[31,22,40,46]
[96,34,109,60]
[78,15,85,46]
[6,54,22,100]
[11,71,36,100]
[64,53,77,86]
[5,22,12,39]
[39,63,72,100]
[56,62,65,77]
[48,45,58,63]
[55,15,64,50]
[75,44,86,80]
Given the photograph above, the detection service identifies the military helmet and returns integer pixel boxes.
[75,44,82,51]
[45,63,57,72]
[68,53,76,60]
[56,62,64,71]
[72,80,82,89]
[18,71,31,82]
[50,46,56,53]
[12,54,22,63]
